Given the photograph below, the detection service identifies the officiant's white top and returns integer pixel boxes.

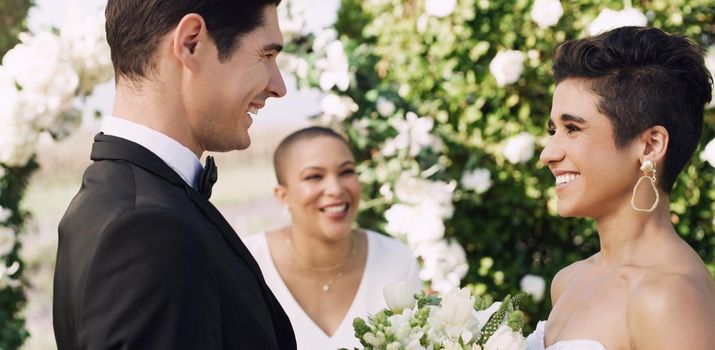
[245,230,421,350]
[526,321,607,350]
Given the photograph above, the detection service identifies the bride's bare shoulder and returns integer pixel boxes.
[627,264,715,349]
[550,255,596,305]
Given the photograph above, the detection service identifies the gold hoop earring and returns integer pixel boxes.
[631,160,659,212]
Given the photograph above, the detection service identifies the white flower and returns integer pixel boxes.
[377,96,396,117]
[0,66,20,122]
[0,114,39,167]
[316,40,350,91]
[475,302,502,327]
[503,132,535,164]
[0,227,16,257]
[701,138,715,167]
[489,50,526,87]
[312,28,338,53]
[320,93,358,124]
[530,0,563,29]
[277,54,309,80]
[0,207,11,222]
[277,0,306,42]
[384,281,417,313]
[461,168,492,194]
[484,324,526,350]
[425,0,457,18]
[385,204,446,243]
[704,46,715,109]
[588,7,648,36]
[383,112,441,157]
[394,175,455,218]
[520,274,546,302]
[427,288,481,342]
[415,239,469,293]
[61,2,113,94]
[364,331,387,347]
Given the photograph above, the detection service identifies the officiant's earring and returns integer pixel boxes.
[631,159,659,212]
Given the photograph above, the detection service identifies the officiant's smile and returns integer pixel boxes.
[275,135,360,241]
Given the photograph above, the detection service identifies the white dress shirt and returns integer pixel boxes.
[100,116,203,189]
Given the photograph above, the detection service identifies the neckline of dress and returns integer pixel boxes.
[262,231,373,339]
[538,321,608,349]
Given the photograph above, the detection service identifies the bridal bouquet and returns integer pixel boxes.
[343,282,527,350]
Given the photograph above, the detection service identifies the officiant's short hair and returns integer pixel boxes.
[552,26,713,193]
[105,0,281,81]
[273,127,352,185]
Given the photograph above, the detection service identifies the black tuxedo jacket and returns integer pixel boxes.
[53,134,296,349]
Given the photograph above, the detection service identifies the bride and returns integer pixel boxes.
[527,26,715,349]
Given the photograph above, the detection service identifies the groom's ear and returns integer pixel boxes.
[637,125,669,166]
[172,13,210,72]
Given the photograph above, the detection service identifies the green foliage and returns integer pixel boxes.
[0,0,36,346]
[287,0,715,330]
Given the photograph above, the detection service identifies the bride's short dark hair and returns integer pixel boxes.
[273,127,352,185]
[105,0,281,82]
[552,26,713,192]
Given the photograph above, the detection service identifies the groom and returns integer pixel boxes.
[53,1,295,349]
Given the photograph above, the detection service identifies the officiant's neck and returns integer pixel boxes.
[112,75,204,158]
[593,194,676,265]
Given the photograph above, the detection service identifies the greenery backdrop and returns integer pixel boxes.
[281,0,715,330]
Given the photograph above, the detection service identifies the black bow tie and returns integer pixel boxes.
[197,156,218,199]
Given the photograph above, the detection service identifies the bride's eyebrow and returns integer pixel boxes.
[560,113,588,125]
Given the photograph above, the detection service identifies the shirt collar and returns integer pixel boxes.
[100,116,203,189]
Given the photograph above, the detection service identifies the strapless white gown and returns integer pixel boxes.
[525,321,607,350]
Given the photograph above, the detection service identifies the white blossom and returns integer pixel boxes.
[0,66,20,122]
[316,40,350,92]
[277,0,306,42]
[588,7,648,36]
[503,132,535,164]
[520,274,546,302]
[383,112,441,157]
[705,46,715,109]
[530,0,563,29]
[277,54,309,80]
[0,114,39,167]
[394,175,455,218]
[489,50,526,87]
[319,93,358,124]
[701,138,715,167]
[0,261,21,289]
[415,239,469,293]
[385,204,446,243]
[0,227,16,257]
[377,96,396,117]
[461,168,492,194]
[61,2,113,94]
[312,28,338,53]
[425,0,457,18]
[383,281,417,313]
[0,207,11,223]
[426,288,481,343]
[484,324,527,350]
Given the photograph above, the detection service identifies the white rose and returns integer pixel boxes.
[316,40,350,91]
[384,281,416,313]
[3,32,64,92]
[320,93,358,123]
[461,168,492,194]
[394,175,455,217]
[520,274,546,302]
[530,0,563,29]
[384,204,446,243]
[484,324,526,350]
[429,288,481,341]
[704,46,715,109]
[503,132,535,164]
[377,96,396,117]
[701,138,715,167]
[0,115,39,167]
[0,66,20,121]
[425,0,457,18]
[0,227,16,257]
[489,50,526,87]
[588,7,648,36]
[415,239,468,293]
[0,207,11,222]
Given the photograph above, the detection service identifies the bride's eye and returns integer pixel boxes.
[547,126,556,136]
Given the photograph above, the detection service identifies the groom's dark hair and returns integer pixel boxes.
[105,0,281,81]
[553,26,712,192]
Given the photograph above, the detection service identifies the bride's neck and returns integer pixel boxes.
[594,197,675,264]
